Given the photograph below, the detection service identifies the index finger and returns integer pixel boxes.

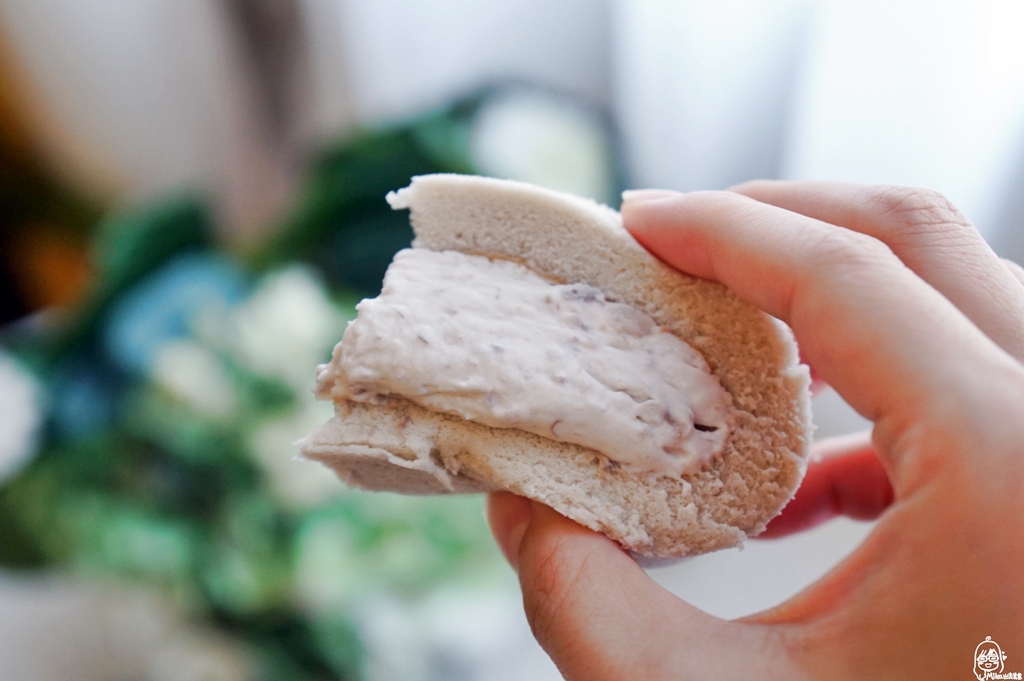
[621,190,1022,490]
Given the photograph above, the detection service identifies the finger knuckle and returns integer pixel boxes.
[868,186,976,245]
[803,224,894,271]
[692,189,756,210]
[1002,257,1024,285]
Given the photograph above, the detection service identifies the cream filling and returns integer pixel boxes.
[316,248,733,476]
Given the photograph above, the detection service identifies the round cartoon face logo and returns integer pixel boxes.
[976,637,1007,680]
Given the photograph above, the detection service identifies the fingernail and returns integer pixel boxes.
[487,492,532,571]
[621,189,679,203]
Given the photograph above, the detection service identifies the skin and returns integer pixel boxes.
[486,181,1024,680]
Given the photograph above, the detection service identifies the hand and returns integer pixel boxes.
[487,182,1024,680]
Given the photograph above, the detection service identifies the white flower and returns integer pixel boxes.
[222,266,349,393]
[0,350,43,483]
[248,394,341,509]
[471,89,614,203]
[150,341,238,420]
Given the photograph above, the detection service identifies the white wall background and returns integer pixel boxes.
[334,0,610,122]
[4,0,1023,246]
[612,0,813,192]
[780,0,1024,242]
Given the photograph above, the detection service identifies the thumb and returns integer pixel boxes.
[486,493,803,680]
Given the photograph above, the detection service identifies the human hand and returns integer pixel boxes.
[487,182,1024,679]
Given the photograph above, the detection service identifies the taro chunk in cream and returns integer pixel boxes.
[315,248,733,476]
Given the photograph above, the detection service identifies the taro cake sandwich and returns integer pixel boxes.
[297,174,812,560]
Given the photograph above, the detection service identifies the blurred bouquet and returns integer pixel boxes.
[1,101,488,680]
[0,86,618,680]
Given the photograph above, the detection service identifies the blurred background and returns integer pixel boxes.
[1,0,1023,679]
